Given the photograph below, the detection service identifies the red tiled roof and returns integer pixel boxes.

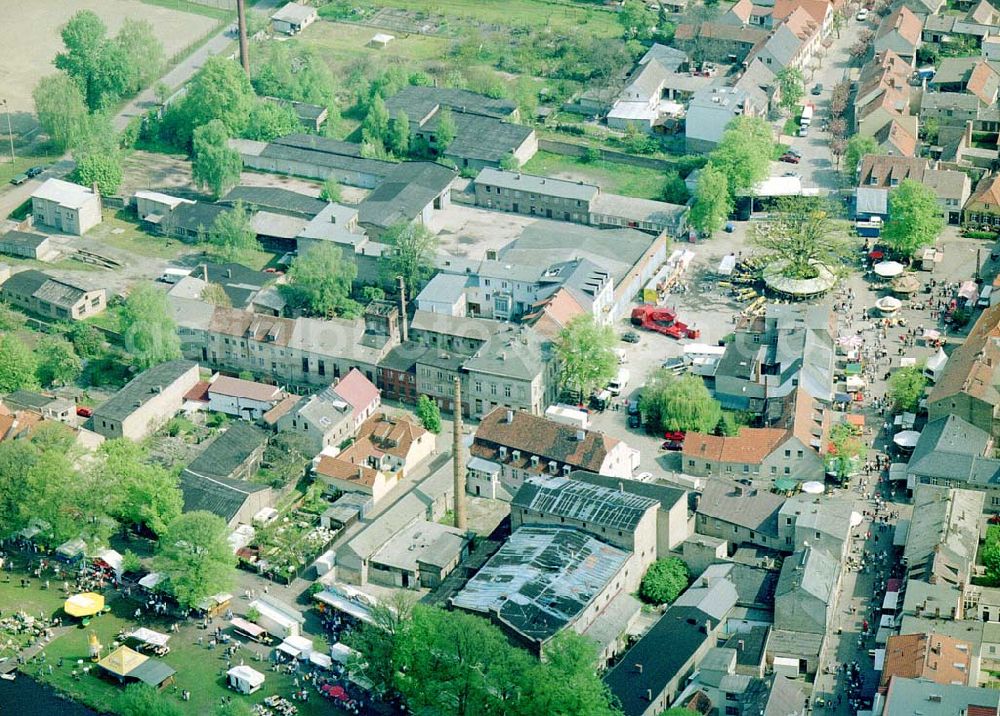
[332,368,380,421]
[209,375,283,402]
[682,427,789,463]
[184,381,211,402]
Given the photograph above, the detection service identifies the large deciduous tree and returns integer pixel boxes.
[36,336,82,387]
[553,315,618,398]
[709,115,774,197]
[639,557,690,605]
[120,283,182,370]
[244,101,300,142]
[640,370,722,434]
[155,511,235,609]
[192,119,242,199]
[415,395,442,434]
[205,202,261,262]
[33,75,90,152]
[100,440,182,537]
[688,164,732,235]
[0,334,39,392]
[750,197,851,279]
[281,243,360,318]
[777,67,805,114]
[168,56,255,148]
[883,179,945,257]
[380,222,439,294]
[888,364,929,411]
[842,134,879,178]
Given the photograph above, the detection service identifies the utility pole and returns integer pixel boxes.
[453,377,467,531]
[236,0,251,77]
[1,100,14,164]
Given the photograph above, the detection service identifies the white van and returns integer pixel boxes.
[800,104,813,127]
[979,285,993,307]
[608,368,630,396]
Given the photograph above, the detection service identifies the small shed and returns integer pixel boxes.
[270,2,317,35]
[227,665,266,694]
[195,593,233,618]
[369,33,395,48]
[277,634,313,659]
[0,230,51,260]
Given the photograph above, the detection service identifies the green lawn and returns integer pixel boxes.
[87,212,191,261]
[301,21,453,64]
[358,0,619,34]
[3,568,337,716]
[522,151,667,200]
[137,0,235,21]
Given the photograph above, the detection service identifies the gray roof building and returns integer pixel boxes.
[258,134,397,179]
[450,526,630,649]
[512,477,659,533]
[697,480,786,539]
[179,469,271,525]
[903,485,983,586]
[474,168,599,203]
[384,86,518,124]
[568,471,686,511]
[184,422,268,482]
[686,86,755,150]
[774,546,840,635]
[220,186,328,219]
[882,677,1000,715]
[907,415,997,488]
[358,161,456,230]
[674,565,739,621]
[93,360,198,423]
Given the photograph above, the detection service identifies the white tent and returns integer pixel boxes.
[95,549,123,576]
[127,627,170,648]
[278,634,313,659]
[138,572,163,590]
[330,642,358,664]
[717,254,736,276]
[873,261,905,278]
[227,665,265,694]
[893,430,921,449]
[309,651,333,670]
[924,348,948,382]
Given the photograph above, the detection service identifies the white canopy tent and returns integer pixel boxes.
[127,628,170,648]
[330,642,359,664]
[309,651,333,670]
[227,665,265,694]
[873,261,905,278]
[277,634,313,659]
[95,549,123,576]
[138,572,164,590]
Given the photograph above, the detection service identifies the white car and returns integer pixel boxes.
[856,8,869,20]
[635,472,654,482]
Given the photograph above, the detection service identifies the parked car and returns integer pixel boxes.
[811,83,823,95]
[9,173,28,185]
[663,430,686,442]
[797,126,809,137]
[76,406,93,418]
[628,413,641,428]
[662,356,687,375]
[627,400,640,416]
[661,440,684,451]
[26,166,45,178]
[622,331,640,343]
[779,153,801,164]
[856,8,869,20]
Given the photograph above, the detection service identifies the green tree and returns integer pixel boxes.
[74,148,123,195]
[709,115,774,197]
[100,440,183,537]
[120,283,182,370]
[618,0,657,41]
[36,336,82,387]
[0,334,39,392]
[640,371,722,434]
[435,107,457,152]
[982,526,1000,585]
[499,153,520,171]
[33,74,90,152]
[640,557,690,605]
[660,710,701,716]
[65,322,105,359]
[260,433,312,487]
[519,632,619,716]
[29,447,115,546]
[201,283,232,308]
[884,180,945,257]
[777,67,805,114]
[114,19,165,94]
[320,177,342,203]
[888,364,928,412]
[827,422,866,481]
[0,441,37,539]
[380,223,439,294]
[169,56,255,147]
[416,395,442,434]
[750,197,851,279]
[843,134,879,178]
[154,511,235,609]
[388,110,411,156]
[116,683,184,716]
[54,10,112,109]
[244,100,299,142]
[192,119,242,199]
[553,315,617,397]
[362,94,390,149]
[661,170,689,204]
[206,202,261,262]
[281,243,361,317]
[688,164,732,234]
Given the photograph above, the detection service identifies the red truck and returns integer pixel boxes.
[630,305,700,340]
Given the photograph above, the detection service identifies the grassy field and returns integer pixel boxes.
[88,212,191,261]
[301,21,453,64]
[137,0,235,20]
[2,568,338,716]
[359,0,620,34]
[522,151,668,201]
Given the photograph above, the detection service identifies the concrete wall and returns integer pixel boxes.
[208,393,276,421]
[239,153,383,189]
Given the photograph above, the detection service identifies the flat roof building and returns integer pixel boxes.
[31,179,102,235]
[92,360,200,441]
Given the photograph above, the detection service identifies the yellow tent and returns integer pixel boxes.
[98,645,148,679]
[64,592,105,618]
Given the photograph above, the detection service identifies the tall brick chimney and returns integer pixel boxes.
[453,377,467,531]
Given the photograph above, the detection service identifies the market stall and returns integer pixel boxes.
[227,665,266,695]
[64,593,105,618]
